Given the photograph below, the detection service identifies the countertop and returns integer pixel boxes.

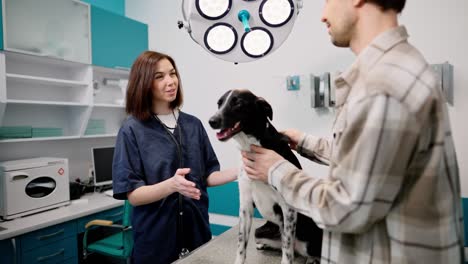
[0,192,123,240]
[174,219,307,264]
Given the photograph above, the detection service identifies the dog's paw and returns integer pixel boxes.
[305,256,321,264]
[256,243,268,250]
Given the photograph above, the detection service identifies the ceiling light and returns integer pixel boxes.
[259,0,294,27]
[204,23,238,54]
[196,0,232,20]
[180,0,303,63]
[241,27,273,58]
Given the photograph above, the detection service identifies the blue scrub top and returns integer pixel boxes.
[112,112,220,264]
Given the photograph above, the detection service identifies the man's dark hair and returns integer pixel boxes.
[367,0,406,13]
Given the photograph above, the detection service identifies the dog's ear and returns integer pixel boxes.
[256,97,273,121]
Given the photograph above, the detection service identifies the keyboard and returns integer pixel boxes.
[104,189,114,197]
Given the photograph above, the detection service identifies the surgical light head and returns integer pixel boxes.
[179,0,303,63]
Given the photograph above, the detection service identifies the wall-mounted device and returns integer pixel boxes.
[310,72,335,108]
[0,158,70,220]
[431,62,454,105]
[286,75,300,91]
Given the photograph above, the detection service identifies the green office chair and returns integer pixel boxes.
[83,200,133,263]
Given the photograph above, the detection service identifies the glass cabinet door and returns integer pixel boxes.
[3,0,91,64]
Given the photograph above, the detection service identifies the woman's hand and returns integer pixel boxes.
[280,129,304,150]
[171,168,201,200]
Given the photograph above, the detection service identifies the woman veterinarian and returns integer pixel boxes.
[112,51,237,264]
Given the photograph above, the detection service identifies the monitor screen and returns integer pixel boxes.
[92,146,115,187]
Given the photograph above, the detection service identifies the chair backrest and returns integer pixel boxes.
[122,200,132,227]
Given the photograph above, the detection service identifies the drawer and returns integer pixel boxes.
[76,213,100,234]
[19,221,76,252]
[22,236,77,264]
[63,257,78,264]
[98,206,124,223]
[76,206,124,233]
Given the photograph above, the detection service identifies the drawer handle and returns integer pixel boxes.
[36,248,65,262]
[37,229,64,240]
[105,211,124,218]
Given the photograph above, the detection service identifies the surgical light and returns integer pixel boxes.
[241,27,273,58]
[259,0,294,27]
[179,0,303,63]
[196,0,231,20]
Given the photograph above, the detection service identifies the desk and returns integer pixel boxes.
[174,219,307,264]
[0,192,123,264]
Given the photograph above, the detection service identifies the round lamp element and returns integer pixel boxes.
[259,0,294,27]
[241,27,274,58]
[204,23,238,54]
[196,0,232,20]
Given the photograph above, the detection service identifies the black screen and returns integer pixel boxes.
[93,147,114,185]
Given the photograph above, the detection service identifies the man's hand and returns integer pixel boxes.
[280,129,304,150]
[171,168,201,200]
[242,145,285,183]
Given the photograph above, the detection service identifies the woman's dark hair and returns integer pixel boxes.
[125,51,184,121]
[367,0,406,13]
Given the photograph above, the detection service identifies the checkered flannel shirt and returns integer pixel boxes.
[268,26,464,264]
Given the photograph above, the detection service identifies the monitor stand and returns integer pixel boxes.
[95,184,113,193]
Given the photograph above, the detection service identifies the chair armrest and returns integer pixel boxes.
[85,219,114,229]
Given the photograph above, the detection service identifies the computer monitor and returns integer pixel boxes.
[91,146,114,187]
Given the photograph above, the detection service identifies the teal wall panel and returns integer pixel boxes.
[463,198,468,247]
[208,181,262,218]
[81,0,125,16]
[91,6,148,69]
[210,224,231,236]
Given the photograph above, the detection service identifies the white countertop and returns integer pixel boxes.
[0,192,123,240]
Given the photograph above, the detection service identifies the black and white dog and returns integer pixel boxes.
[209,89,322,264]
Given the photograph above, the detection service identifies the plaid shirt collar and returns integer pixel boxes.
[334,26,410,106]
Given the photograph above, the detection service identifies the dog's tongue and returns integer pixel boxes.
[216,129,231,140]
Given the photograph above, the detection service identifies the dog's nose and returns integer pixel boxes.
[209,116,221,129]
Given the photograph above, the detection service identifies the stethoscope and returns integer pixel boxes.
[153,110,190,258]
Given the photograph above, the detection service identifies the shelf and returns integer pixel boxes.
[93,103,125,108]
[6,73,89,88]
[82,133,118,139]
[0,134,118,143]
[6,99,88,107]
[0,136,81,143]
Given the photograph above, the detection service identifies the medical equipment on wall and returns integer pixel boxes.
[178,0,303,63]
[0,157,70,220]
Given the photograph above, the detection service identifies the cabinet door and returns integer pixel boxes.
[3,0,91,64]
[91,6,148,69]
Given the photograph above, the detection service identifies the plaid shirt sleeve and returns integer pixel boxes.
[268,93,421,233]
[296,134,331,166]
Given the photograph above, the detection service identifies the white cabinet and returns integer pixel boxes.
[3,0,91,64]
[83,66,128,137]
[0,51,128,143]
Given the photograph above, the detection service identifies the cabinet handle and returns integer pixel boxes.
[37,229,64,240]
[36,248,65,262]
[105,211,124,219]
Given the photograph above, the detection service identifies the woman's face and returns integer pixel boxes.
[152,58,179,108]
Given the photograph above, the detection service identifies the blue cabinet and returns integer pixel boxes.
[91,6,148,69]
[0,206,125,264]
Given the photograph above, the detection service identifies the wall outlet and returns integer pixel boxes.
[287,75,300,91]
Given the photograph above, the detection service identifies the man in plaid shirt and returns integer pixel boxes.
[242,0,465,263]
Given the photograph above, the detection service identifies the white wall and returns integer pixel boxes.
[126,0,468,194]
